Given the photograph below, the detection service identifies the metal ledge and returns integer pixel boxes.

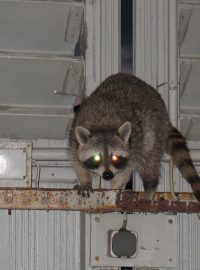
[0,188,199,213]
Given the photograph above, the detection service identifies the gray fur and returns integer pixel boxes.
[69,73,172,199]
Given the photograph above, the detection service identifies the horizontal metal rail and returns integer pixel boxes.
[0,188,199,213]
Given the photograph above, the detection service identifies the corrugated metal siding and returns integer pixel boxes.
[135,0,170,196]
[135,0,169,103]
[85,0,120,96]
[135,1,200,269]
[0,209,80,270]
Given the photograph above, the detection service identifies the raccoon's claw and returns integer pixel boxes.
[73,184,93,198]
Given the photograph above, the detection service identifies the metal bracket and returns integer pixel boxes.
[0,189,199,213]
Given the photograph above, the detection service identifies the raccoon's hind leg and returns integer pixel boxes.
[166,127,200,201]
[140,173,159,200]
[137,160,160,200]
[73,164,93,197]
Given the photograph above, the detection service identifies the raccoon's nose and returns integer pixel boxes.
[103,170,114,181]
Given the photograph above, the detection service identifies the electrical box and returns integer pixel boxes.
[108,228,137,258]
[0,142,32,187]
[91,213,177,268]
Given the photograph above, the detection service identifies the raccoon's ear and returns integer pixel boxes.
[118,122,132,143]
[75,126,91,145]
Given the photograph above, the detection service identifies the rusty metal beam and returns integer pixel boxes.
[117,191,200,214]
[0,188,199,213]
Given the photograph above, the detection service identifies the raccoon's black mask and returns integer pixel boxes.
[74,122,131,180]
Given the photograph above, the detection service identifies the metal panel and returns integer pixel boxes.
[177,213,200,270]
[0,55,84,139]
[180,7,200,57]
[180,116,200,140]
[173,167,200,270]
[85,0,120,96]
[0,150,26,179]
[0,209,81,270]
[91,213,177,268]
[0,0,84,55]
[0,113,73,139]
[0,180,81,270]
[0,142,32,187]
[135,0,169,104]
[0,55,83,113]
[135,0,170,193]
[180,0,200,3]
[180,61,200,114]
[179,61,200,140]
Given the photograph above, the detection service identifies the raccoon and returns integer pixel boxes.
[69,73,200,200]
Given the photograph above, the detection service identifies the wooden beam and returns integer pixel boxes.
[0,188,199,213]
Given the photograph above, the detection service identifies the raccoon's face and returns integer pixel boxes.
[75,122,131,181]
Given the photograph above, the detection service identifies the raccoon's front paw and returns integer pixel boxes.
[73,184,93,198]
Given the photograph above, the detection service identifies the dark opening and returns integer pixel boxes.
[121,0,134,193]
[121,0,133,74]
[121,2,134,269]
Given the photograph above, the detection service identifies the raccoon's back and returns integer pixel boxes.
[71,73,169,132]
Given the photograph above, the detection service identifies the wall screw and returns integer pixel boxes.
[95,217,100,223]
[168,219,173,224]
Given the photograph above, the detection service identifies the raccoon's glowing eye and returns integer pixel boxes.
[84,154,102,169]
[94,154,101,162]
[111,154,127,169]
[112,154,118,161]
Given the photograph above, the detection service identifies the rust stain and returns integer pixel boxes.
[116,190,200,213]
[0,188,199,213]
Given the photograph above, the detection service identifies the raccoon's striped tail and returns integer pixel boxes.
[165,126,200,201]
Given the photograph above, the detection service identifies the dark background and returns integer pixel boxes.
[121,0,133,73]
